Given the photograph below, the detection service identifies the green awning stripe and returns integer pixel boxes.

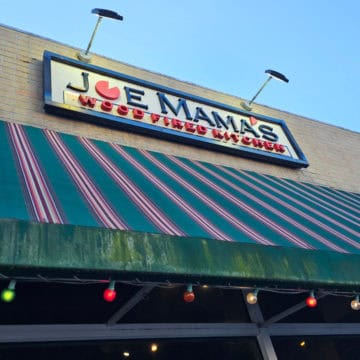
[7,123,65,223]
[0,123,29,220]
[1,219,360,290]
[281,176,360,218]
[349,191,360,203]
[260,172,360,226]
[299,180,360,214]
[99,142,215,238]
[78,137,186,235]
[44,129,130,230]
[197,161,359,247]
[162,153,356,253]
[110,143,241,242]
[137,148,278,246]
[233,168,359,238]
[24,126,100,227]
[160,152,315,249]
[57,132,162,233]
[317,183,360,210]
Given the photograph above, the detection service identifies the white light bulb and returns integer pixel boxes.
[351,298,360,311]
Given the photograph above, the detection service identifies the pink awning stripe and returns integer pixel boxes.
[79,138,185,236]
[314,185,360,211]
[290,180,360,216]
[331,188,360,207]
[140,150,275,246]
[111,144,233,242]
[8,123,64,224]
[238,167,360,238]
[44,130,127,230]
[166,155,323,251]
[262,174,359,226]
[214,168,360,249]
[172,157,349,253]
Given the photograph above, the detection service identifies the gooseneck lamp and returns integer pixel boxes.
[241,69,289,111]
[78,8,123,63]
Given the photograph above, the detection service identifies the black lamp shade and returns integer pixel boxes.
[92,8,123,21]
[265,69,289,83]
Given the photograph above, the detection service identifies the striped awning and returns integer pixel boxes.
[1,120,360,287]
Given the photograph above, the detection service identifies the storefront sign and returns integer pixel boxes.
[43,51,309,168]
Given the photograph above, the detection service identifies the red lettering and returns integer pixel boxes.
[212,129,224,139]
[231,133,239,143]
[274,143,286,153]
[171,118,184,129]
[133,108,144,120]
[163,117,170,126]
[184,122,196,133]
[117,104,129,116]
[252,139,264,148]
[151,113,160,123]
[224,132,231,141]
[79,95,97,108]
[101,100,113,112]
[196,125,207,135]
[241,136,252,145]
[264,141,274,151]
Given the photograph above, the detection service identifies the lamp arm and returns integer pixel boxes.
[248,76,272,106]
[84,16,103,56]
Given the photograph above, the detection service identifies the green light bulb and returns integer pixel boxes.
[1,288,15,302]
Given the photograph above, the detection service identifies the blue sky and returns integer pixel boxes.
[1,0,359,132]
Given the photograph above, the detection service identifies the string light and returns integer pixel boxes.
[150,343,158,352]
[2,274,360,312]
[306,291,317,308]
[246,289,259,305]
[183,284,195,303]
[350,295,360,311]
[103,280,117,302]
[299,340,306,347]
[1,280,16,303]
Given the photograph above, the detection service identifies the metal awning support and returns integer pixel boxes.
[242,290,278,360]
[107,285,155,326]
[1,322,360,343]
[262,294,327,327]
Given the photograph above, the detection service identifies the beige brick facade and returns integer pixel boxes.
[0,24,359,192]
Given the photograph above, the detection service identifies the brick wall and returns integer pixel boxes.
[0,24,359,192]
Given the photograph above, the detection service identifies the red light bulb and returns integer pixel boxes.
[183,284,195,303]
[183,291,195,303]
[103,288,116,302]
[306,293,317,308]
[103,281,116,302]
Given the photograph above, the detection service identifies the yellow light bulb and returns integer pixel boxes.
[246,291,258,305]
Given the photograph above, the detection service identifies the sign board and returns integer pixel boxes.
[43,51,309,168]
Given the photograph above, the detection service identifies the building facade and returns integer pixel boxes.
[0,24,360,359]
